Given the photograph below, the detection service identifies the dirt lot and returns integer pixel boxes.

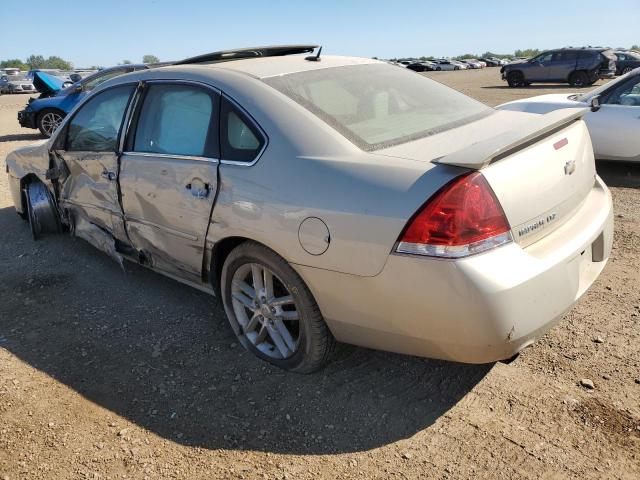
[1,67,639,480]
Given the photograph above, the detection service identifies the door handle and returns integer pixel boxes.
[101,170,116,181]
[185,181,210,199]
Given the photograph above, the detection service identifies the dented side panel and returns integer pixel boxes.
[5,140,51,184]
[119,153,219,280]
[56,151,126,241]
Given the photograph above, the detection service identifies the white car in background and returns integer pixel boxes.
[497,68,640,162]
[450,60,469,69]
[432,59,460,71]
[461,59,484,69]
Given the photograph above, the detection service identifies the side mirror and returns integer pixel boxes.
[590,95,601,112]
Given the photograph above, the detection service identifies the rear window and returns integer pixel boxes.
[264,63,492,150]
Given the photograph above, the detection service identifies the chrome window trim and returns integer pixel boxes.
[121,151,220,164]
[219,93,269,167]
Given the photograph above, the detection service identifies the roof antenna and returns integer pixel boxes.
[305,46,322,62]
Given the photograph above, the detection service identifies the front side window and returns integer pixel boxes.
[66,85,134,152]
[534,53,553,63]
[220,97,265,162]
[133,84,219,158]
[264,63,492,150]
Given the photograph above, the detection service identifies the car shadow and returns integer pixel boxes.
[482,84,587,90]
[0,206,492,455]
[0,133,44,142]
[597,160,640,189]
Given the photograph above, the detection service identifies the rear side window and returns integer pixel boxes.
[66,85,134,152]
[552,51,578,62]
[133,84,219,158]
[220,97,265,162]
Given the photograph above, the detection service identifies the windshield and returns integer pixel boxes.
[575,72,636,102]
[83,68,130,90]
[264,63,492,150]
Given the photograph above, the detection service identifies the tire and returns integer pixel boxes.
[569,71,589,88]
[221,241,335,373]
[622,66,633,75]
[25,180,61,240]
[507,71,526,88]
[37,109,65,138]
[436,67,441,71]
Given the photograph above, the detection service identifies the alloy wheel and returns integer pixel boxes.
[40,112,63,137]
[230,262,300,359]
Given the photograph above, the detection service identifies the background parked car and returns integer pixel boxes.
[497,68,640,162]
[0,73,37,94]
[501,47,617,87]
[18,64,149,137]
[406,61,437,72]
[432,59,459,70]
[450,60,469,69]
[479,58,501,67]
[614,51,640,75]
[461,59,484,69]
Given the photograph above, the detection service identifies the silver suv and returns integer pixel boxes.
[501,48,617,87]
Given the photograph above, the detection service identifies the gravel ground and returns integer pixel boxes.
[0,68,639,480]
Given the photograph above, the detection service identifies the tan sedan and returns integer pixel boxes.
[5,46,613,372]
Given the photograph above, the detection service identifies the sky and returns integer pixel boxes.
[1,0,639,67]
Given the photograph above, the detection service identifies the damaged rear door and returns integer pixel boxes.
[53,84,136,248]
[118,81,220,280]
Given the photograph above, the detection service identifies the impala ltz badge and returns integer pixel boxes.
[564,160,576,175]
[517,212,558,238]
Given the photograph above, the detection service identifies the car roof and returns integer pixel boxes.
[157,54,380,79]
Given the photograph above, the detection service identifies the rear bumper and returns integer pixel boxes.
[295,176,613,363]
[18,109,37,129]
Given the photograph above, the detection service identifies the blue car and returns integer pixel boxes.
[18,64,148,137]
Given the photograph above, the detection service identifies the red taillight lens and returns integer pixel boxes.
[397,172,512,258]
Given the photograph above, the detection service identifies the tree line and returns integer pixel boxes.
[0,54,161,71]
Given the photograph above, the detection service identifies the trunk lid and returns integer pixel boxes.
[377,108,596,248]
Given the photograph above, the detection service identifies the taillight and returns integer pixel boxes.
[396,172,512,258]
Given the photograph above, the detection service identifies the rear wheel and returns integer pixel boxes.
[37,109,65,138]
[221,241,335,373]
[507,71,526,87]
[569,71,589,87]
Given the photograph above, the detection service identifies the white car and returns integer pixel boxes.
[432,59,460,71]
[497,69,640,162]
[450,60,470,69]
[463,59,484,69]
[5,46,613,371]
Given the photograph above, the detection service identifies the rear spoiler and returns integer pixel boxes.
[435,107,588,170]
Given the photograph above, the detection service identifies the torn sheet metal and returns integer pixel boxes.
[71,212,124,269]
